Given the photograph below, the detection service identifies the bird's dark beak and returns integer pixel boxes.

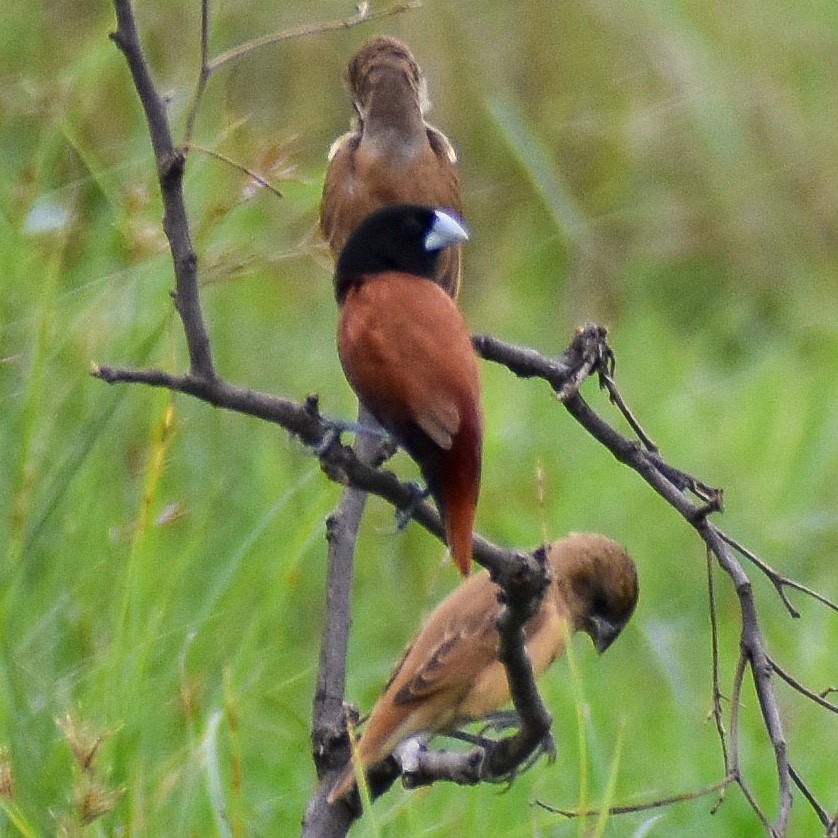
[590,615,622,654]
[425,210,469,252]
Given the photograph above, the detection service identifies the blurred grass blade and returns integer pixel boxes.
[562,621,589,837]
[593,722,624,837]
[201,710,233,838]
[0,799,40,838]
[487,97,587,244]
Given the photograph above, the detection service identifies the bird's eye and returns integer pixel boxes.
[402,216,423,237]
[591,593,609,617]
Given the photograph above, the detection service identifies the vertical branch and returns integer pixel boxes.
[485,548,552,776]
[705,546,730,814]
[111,0,215,380]
[303,408,389,838]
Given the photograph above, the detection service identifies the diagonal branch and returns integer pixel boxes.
[89,361,556,590]
[719,531,838,617]
[207,2,423,74]
[767,656,838,714]
[788,763,832,827]
[472,338,838,837]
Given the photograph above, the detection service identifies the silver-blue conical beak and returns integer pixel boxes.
[425,209,470,252]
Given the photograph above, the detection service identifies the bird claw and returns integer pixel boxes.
[475,710,522,735]
[533,730,557,766]
[314,417,390,456]
[313,425,341,457]
[493,730,555,788]
[394,481,430,531]
[443,715,555,786]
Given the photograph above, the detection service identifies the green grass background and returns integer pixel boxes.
[2,0,837,835]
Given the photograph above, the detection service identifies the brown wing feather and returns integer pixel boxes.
[393,604,498,704]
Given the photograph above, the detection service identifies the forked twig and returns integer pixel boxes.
[720,530,838,617]
[111,0,214,380]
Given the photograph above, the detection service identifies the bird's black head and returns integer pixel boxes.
[334,204,468,303]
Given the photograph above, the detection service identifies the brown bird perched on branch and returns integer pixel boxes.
[327,533,639,803]
[335,204,480,576]
[321,36,462,297]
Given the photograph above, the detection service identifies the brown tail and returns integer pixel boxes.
[444,496,474,576]
[439,413,481,576]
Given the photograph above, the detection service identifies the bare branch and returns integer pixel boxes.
[472,323,608,401]
[597,366,658,452]
[768,656,838,714]
[187,142,285,199]
[475,349,816,835]
[534,773,736,818]
[106,5,836,835]
[788,763,832,827]
[207,2,423,74]
[183,0,211,146]
[483,545,552,778]
[728,653,776,836]
[706,547,731,778]
[111,0,215,380]
[720,531,838,616]
[303,408,387,838]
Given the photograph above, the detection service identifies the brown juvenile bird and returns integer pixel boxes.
[328,532,639,803]
[321,36,462,297]
[335,204,480,576]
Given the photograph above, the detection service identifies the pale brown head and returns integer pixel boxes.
[346,36,429,122]
[549,533,639,654]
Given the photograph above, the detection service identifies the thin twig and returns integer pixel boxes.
[720,530,838,616]
[534,773,736,818]
[597,367,657,452]
[767,656,838,713]
[183,0,211,146]
[788,763,831,827]
[187,142,285,199]
[728,654,775,836]
[706,545,730,786]
[209,2,422,72]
